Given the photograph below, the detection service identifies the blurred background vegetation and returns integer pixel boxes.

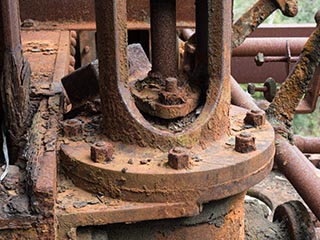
[233,0,320,136]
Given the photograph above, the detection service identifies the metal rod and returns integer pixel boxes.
[294,135,320,154]
[231,76,261,112]
[233,38,307,56]
[275,135,320,220]
[150,0,177,78]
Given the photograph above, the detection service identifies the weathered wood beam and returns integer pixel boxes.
[0,0,31,163]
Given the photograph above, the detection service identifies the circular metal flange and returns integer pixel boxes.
[273,201,317,240]
[60,105,275,204]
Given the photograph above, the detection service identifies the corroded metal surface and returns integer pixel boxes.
[232,0,298,49]
[74,192,245,240]
[267,17,320,130]
[294,135,320,153]
[20,0,195,25]
[150,0,177,78]
[273,201,317,240]
[56,178,245,239]
[95,0,232,149]
[0,30,69,239]
[275,135,320,220]
[60,105,275,204]
[0,0,31,163]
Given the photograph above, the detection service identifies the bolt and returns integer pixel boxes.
[90,141,114,163]
[235,132,256,153]
[255,52,265,66]
[247,83,267,95]
[165,77,178,92]
[62,119,82,137]
[168,147,190,170]
[244,109,266,127]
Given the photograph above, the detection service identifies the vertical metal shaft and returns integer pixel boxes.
[150,0,177,78]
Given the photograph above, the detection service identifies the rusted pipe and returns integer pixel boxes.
[294,135,320,154]
[150,0,177,78]
[232,0,298,49]
[275,135,320,220]
[233,38,307,56]
[266,14,320,129]
[231,76,261,112]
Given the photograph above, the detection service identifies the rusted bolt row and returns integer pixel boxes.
[62,119,83,137]
[235,132,256,153]
[90,141,114,163]
[244,110,266,127]
[69,31,77,73]
[168,147,190,170]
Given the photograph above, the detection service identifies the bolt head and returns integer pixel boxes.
[91,141,114,163]
[165,77,178,92]
[168,147,190,170]
[247,83,256,94]
[244,110,266,127]
[235,132,256,153]
[255,52,264,66]
[63,118,82,137]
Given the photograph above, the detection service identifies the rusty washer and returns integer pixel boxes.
[90,141,114,163]
[168,147,190,170]
[62,118,83,137]
[244,109,266,127]
[235,132,257,153]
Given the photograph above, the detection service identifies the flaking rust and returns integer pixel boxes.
[266,11,320,134]
[4,0,320,238]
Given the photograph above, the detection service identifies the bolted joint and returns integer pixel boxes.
[244,110,266,127]
[62,119,83,137]
[168,147,190,170]
[235,132,257,153]
[90,141,114,163]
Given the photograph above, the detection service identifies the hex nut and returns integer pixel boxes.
[168,147,190,170]
[235,132,256,153]
[165,77,178,92]
[244,110,266,127]
[91,141,114,163]
[62,119,83,137]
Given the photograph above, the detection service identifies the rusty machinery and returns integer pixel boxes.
[0,0,319,239]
